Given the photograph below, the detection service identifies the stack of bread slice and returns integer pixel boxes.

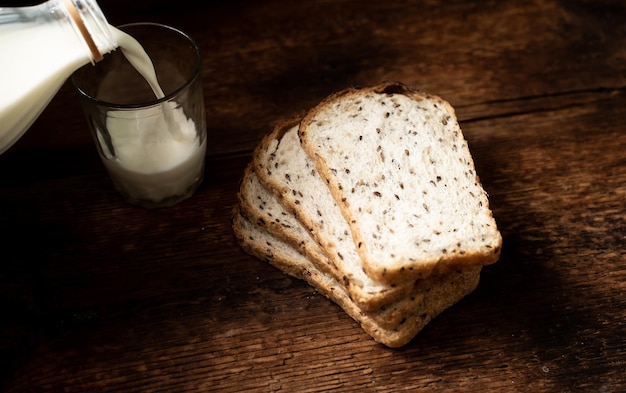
[233,82,502,347]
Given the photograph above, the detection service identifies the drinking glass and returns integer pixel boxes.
[72,22,206,208]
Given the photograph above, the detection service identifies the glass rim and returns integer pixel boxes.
[71,22,202,110]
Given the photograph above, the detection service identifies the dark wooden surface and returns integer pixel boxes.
[1,0,626,391]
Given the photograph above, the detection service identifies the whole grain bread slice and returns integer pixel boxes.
[253,118,415,311]
[298,82,502,284]
[232,205,482,348]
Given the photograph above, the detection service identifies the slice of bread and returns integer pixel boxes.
[253,119,414,311]
[233,205,482,348]
[298,82,502,284]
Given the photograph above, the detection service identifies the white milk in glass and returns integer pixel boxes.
[98,28,205,205]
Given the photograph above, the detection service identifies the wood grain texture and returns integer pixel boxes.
[1,0,625,391]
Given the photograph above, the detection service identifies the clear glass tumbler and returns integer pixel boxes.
[72,22,207,208]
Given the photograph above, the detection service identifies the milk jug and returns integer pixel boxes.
[0,0,117,154]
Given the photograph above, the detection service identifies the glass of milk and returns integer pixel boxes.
[72,22,207,208]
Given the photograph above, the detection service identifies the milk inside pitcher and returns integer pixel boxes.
[0,0,117,154]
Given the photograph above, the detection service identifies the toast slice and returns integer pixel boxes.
[233,205,482,348]
[253,119,414,311]
[298,82,502,283]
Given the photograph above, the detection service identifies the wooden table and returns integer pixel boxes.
[1,0,625,391]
